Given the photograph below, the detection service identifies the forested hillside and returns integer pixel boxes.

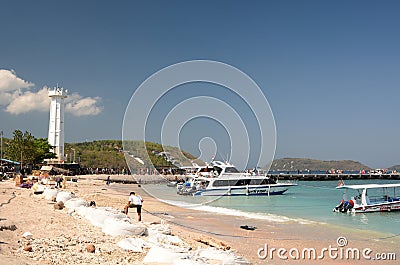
[64,140,201,170]
[269,158,371,171]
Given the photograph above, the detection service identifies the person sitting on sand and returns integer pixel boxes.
[124,192,143,221]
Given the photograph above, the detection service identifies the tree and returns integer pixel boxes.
[5,130,56,165]
[33,138,56,164]
[6,130,33,164]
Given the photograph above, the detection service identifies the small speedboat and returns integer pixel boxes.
[333,183,400,213]
[178,160,297,196]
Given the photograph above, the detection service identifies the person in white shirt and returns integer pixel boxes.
[124,191,143,221]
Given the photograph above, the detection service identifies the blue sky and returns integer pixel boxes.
[1,1,400,168]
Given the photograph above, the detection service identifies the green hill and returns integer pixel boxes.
[64,140,202,170]
[388,165,400,172]
[268,158,371,171]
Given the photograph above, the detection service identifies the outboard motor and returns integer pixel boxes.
[341,200,354,213]
[334,199,345,212]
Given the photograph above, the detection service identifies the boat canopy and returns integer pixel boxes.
[1,158,20,164]
[337,183,400,190]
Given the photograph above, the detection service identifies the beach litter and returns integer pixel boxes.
[22,231,33,239]
[239,225,256,231]
[0,224,17,231]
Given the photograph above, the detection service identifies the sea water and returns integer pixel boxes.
[142,179,400,237]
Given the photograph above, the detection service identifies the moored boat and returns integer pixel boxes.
[176,165,214,195]
[333,183,400,213]
[177,160,297,196]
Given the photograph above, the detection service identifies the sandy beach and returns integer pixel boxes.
[1,175,399,264]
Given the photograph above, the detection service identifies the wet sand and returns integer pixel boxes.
[142,199,400,264]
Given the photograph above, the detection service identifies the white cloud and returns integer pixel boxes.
[6,88,50,114]
[1,69,103,116]
[0,69,33,92]
[65,93,103,116]
[0,90,19,106]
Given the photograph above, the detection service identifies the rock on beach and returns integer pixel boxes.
[86,244,95,253]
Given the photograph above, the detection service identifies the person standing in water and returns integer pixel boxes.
[124,192,143,221]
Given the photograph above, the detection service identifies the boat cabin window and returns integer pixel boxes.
[236,179,251,186]
[259,178,277,185]
[212,178,275,187]
[213,179,249,186]
[213,166,223,175]
[249,179,261,185]
[212,180,226,187]
[199,167,212,173]
[225,167,240,173]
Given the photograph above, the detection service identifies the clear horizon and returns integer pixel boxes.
[1,1,400,169]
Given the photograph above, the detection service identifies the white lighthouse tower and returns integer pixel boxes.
[48,86,68,161]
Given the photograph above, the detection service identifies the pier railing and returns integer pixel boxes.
[267,173,400,181]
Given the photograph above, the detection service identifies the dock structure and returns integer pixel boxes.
[268,173,400,181]
[77,173,400,185]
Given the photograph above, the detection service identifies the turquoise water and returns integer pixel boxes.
[143,179,400,236]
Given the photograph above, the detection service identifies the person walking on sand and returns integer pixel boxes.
[56,176,62,188]
[124,192,143,221]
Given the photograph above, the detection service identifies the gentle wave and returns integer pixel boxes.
[160,199,318,225]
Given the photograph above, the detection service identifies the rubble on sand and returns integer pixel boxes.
[16,187,250,264]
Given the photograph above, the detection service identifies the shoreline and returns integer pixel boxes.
[0,177,250,264]
[1,175,399,264]
[139,193,400,264]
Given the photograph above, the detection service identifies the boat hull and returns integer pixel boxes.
[193,185,293,196]
[352,201,400,213]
